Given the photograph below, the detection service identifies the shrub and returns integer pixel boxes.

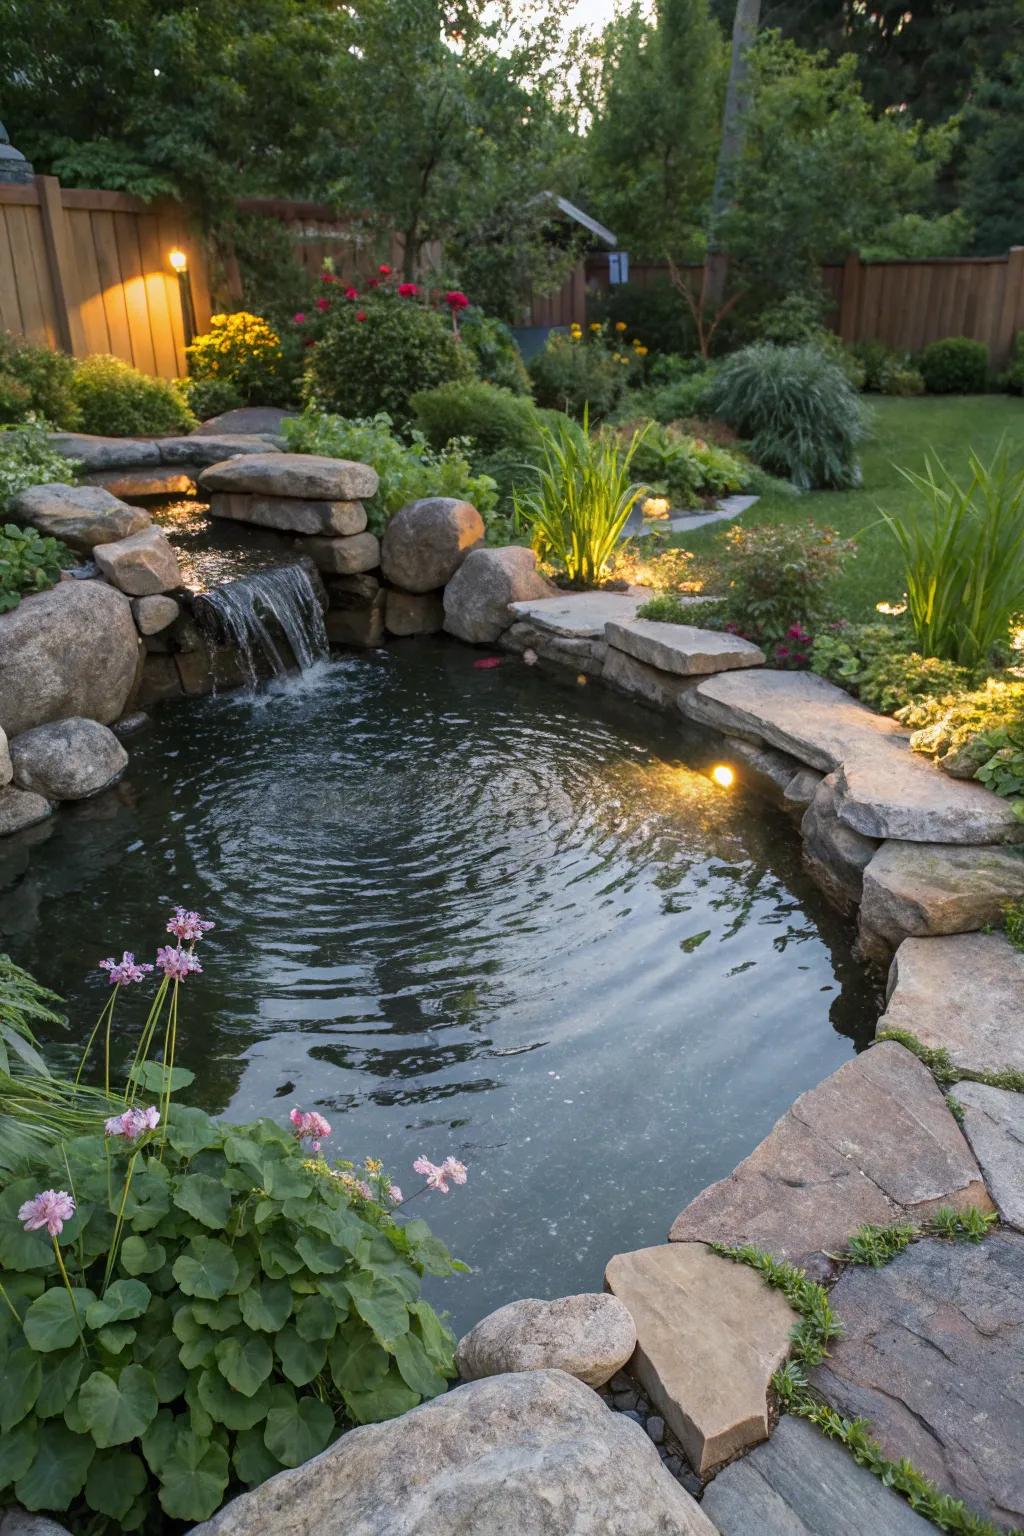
[616,421,749,508]
[71,356,196,437]
[626,372,713,426]
[703,344,867,490]
[753,293,831,347]
[410,381,541,459]
[181,377,244,424]
[515,410,646,586]
[589,282,694,355]
[303,293,472,423]
[881,446,1024,669]
[702,521,853,653]
[0,421,79,516]
[810,622,975,713]
[1001,332,1024,396]
[0,334,79,427]
[848,340,925,396]
[528,331,629,420]
[457,310,531,395]
[185,312,292,408]
[0,521,73,611]
[918,337,990,394]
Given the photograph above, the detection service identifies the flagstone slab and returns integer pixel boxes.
[812,1232,1024,1530]
[604,1242,794,1476]
[508,590,658,638]
[605,619,765,676]
[955,1082,1024,1230]
[702,1412,936,1535]
[876,933,1024,1075]
[669,1043,993,1280]
[860,842,1024,948]
[680,671,1022,844]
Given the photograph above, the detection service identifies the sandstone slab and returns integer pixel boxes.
[93,525,181,596]
[444,546,552,644]
[509,589,665,638]
[303,532,380,576]
[12,483,151,552]
[860,841,1024,948]
[605,1242,794,1475]
[702,1412,936,1535]
[801,774,880,911]
[200,451,378,501]
[606,618,765,676]
[0,786,51,836]
[812,1232,1024,1529]
[157,434,281,466]
[47,432,161,469]
[602,645,694,707]
[191,1370,716,1536]
[0,580,139,737]
[84,466,195,499]
[877,932,1024,1076]
[955,1081,1024,1230]
[669,1043,993,1280]
[208,491,366,536]
[131,594,180,636]
[456,1294,636,1389]
[380,498,484,592]
[384,587,444,637]
[10,718,127,800]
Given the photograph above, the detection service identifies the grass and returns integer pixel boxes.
[677,395,1024,620]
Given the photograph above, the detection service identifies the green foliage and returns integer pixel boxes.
[281,409,498,534]
[303,296,472,425]
[529,332,630,421]
[0,523,72,614]
[918,338,990,395]
[625,372,713,426]
[847,340,925,397]
[877,1027,1024,1095]
[0,336,79,429]
[71,357,195,438]
[457,312,531,396]
[844,1221,917,1267]
[411,382,541,460]
[589,284,695,357]
[881,446,1024,668]
[621,421,749,507]
[963,50,1024,258]
[704,343,867,490]
[515,410,646,586]
[0,422,80,518]
[711,520,854,648]
[1001,333,1024,398]
[186,313,292,409]
[1005,900,1024,953]
[181,378,245,425]
[809,622,975,714]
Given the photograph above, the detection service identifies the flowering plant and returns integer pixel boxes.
[185,312,291,409]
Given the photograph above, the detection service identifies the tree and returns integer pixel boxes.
[963,51,1024,254]
[707,0,760,298]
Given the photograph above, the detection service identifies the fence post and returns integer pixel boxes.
[34,174,85,356]
[996,247,1024,367]
[838,251,862,343]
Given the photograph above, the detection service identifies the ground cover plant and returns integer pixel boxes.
[0,422,78,519]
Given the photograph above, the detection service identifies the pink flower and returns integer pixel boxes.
[289,1107,332,1145]
[105,1105,160,1141]
[397,282,418,298]
[167,908,214,943]
[19,1189,75,1238]
[775,645,791,659]
[99,952,154,986]
[387,1184,403,1203]
[315,296,330,312]
[444,290,469,311]
[473,656,502,669]
[356,1179,373,1200]
[156,945,202,982]
[413,1156,449,1192]
[293,312,306,325]
[321,271,335,284]
[355,309,367,322]
[442,1156,468,1185]
[344,286,359,300]
[378,263,392,276]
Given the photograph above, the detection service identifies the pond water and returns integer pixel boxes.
[0,641,880,1332]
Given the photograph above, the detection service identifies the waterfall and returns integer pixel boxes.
[194,563,329,690]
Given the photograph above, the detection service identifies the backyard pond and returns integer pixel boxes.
[0,640,880,1332]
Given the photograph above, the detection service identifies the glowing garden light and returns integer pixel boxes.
[711,764,735,788]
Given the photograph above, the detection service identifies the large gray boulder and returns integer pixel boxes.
[199,452,378,502]
[0,785,51,836]
[801,773,880,910]
[860,840,1024,948]
[380,498,484,593]
[10,718,128,800]
[93,526,181,596]
[46,432,161,470]
[191,1371,716,1536]
[876,932,1024,1076]
[12,483,151,553]
[456,1294,637,1389]
[443,546,552,644]
[0,1510,73,1536]
[0,581,139,738]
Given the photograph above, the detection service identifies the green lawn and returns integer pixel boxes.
[679,395,1024,620]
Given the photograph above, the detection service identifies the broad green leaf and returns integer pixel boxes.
[345,1272,409,1349]
[165,1105,222,1158]
[86,1448,148,1520]
[157,1430,230,1523]
[232,1424,283,1488]
[263,1160,313,1201]
[239,1277,293,1333]
[410,1300,456,1370]
[392,1330,448,1399]
[119,1235,167,1276]
[343,1366,420,1425]
[227,1249,257,1295]
[0,1415,36,1484]
[86,1277,151,1330]
[173,1173,233,1231]
[140,1408,177,1475]
[173,1238,238,1300]
[363,1232,421,1301]
[224,1133,270,1179]
[129,1060,196,1093]
[15,1421,94,1511]
[216,1332,274,1396]
[171,1303,217,1366]
[258,1227,302,1277]
[263,1389,335,1467]
[148,1333,188,1402]
[192,1295,242,1332]
[274,1325,328,1387]
[35,1349,83,1418]
[183,1373,215,1438]
[328,1323,388,1394]
[294,1231,345,1275]
[298,1200,363,1252]
[317,1276,351,1318]
[1,1344,41,1431]
[296,1292,339,1342]
[23,1287,94,1352]
[196,1369,272,1431]
[77,1365,159,1447]
[96,1323,137,1354]
[122,1166,171,1231]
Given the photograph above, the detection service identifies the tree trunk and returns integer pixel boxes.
[706,0,761,301]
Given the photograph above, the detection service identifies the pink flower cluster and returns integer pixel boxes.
[290,1106,332,1152]
[156,945,202,982]
[167,908,215,944]
[99,952,154,987]
[413,1155,468,1194]
[19,1189,75,1238]
[775,624,813,666]
[105,1105,160,1141]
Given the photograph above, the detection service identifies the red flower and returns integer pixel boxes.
[292,312,306,325]
[367,278,380,289]
[321,271,335,284]
[344,286,359,300]
[397,282,419,298]
[315,296,330,312]
[355,310,367,322]
[378,263,392,276]
[444,290,469,310]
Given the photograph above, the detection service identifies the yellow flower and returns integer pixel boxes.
[634,344,649,357]
[589,322,601,332]
[364,1157,383,1174]
[614,321,627,332]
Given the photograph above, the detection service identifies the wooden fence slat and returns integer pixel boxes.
[35,175,85,354]
[65,208,111,356]
[4,205,54,346]
[0,211,25,334]
[113,211,157,374]
[91,210,134,362]
[134,212,178,379]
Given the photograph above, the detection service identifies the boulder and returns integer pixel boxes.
[0,1511,74,1536]
[157,434,282,466]
[605,619,765,676]
[955,1081,1024,1230]
[208,492,366,536]
[10,718,128,800]
[876,932,1024,1076]
[199,452,378,501]
[0,580,139,738]
[46,432,161,470]
[303,533,380,576]
[0,785,51,836]
[93,526,181,596]
[605,1243,794,1476]
[801,773,880,910]
[384,587,444,637]
[812,1232,1024,1529]
[443,546,552,644]
[456,1294,636,1389]
[860,840,1024,948]
[0,726,10,787]
[192,406,294,437]
[84,467,195,499]
[189,1370,716,1536]
[669,1043,993,1281]
[380,498,484,593]
[12,483,151,553]
[131,594,180,636]
[783,767,824,811]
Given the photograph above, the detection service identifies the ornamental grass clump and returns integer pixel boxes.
[0,907,465,1532]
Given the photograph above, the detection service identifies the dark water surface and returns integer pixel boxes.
[0,642,879,1331]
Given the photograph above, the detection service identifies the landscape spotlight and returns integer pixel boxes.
[711,764,734,788]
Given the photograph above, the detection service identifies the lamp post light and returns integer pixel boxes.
[168,248,196,347]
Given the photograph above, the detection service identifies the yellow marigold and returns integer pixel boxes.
[634,345,649,356]
[614,321,627,332]
[589,321,601,332]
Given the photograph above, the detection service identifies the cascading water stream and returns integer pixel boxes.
[193,563,329,689]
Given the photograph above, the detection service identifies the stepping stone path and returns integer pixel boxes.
[669,1043,993,1280]
[955,1082,1024,1231]
[604,1242,794,1475]
[812,1232,1024,1529]
[702,1412,936,1535]
[605,618,764,676]
[877,932,1024,1075]
[861,841,1024,948]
